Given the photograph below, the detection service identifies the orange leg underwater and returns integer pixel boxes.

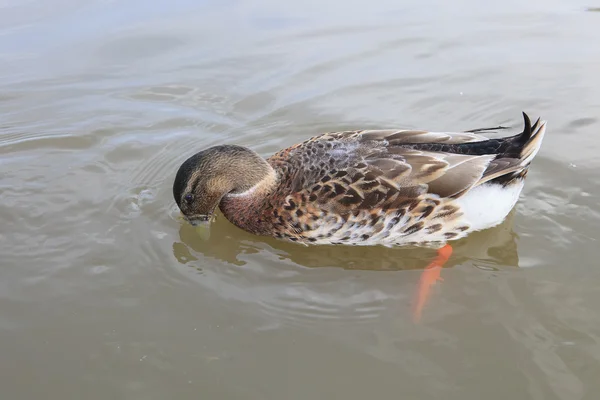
[412,244,453,323]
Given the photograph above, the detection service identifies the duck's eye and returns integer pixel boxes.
[184,194,193,203]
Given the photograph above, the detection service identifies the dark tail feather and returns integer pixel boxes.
[513,112,547,165]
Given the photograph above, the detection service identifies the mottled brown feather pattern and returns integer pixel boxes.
[215,114,547,247]
[221,131,477,245]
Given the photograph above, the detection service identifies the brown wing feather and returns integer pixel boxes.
[355,129,490,144]
[267,128,507,215]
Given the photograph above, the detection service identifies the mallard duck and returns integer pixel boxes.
[173,112,546,249]
[174,112,546,322]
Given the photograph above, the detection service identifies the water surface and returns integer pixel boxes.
[2,0,600,399]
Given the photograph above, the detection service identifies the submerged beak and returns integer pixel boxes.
[186,214,212,226]
[183,214,213,241]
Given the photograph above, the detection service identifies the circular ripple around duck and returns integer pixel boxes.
[173,239,413,329]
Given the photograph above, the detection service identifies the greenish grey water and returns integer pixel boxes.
[1,1,600,399]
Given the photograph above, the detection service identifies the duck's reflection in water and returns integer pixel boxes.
[172,209,519,321]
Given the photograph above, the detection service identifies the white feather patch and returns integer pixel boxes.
[455,181,525,231]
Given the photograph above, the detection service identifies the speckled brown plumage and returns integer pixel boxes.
[176,113,547,247]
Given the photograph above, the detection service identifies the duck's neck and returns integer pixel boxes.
[219,167,278,234]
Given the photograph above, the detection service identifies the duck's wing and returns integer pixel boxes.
[268,113,546,211]
[341,128,492,144]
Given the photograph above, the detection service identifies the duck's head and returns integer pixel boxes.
[173,145,274,225]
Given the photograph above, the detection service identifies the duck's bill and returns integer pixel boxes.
[182,214,214,240]
[186,214,213,226]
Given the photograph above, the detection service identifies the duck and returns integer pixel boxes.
[173,112,546,249]
[174,112,546,322]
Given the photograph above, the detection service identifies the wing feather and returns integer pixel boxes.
[358,129,490,144]
[267,126,522,212]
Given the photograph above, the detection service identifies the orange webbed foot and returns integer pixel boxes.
[412,244,453,323]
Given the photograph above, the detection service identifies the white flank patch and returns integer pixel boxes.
[455,181,525,231]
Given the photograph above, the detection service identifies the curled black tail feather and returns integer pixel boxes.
[519,112,532,143]
[513,112,541,145]
[515,112,546,165]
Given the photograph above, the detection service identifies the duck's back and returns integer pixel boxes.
[258,113,546,246]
